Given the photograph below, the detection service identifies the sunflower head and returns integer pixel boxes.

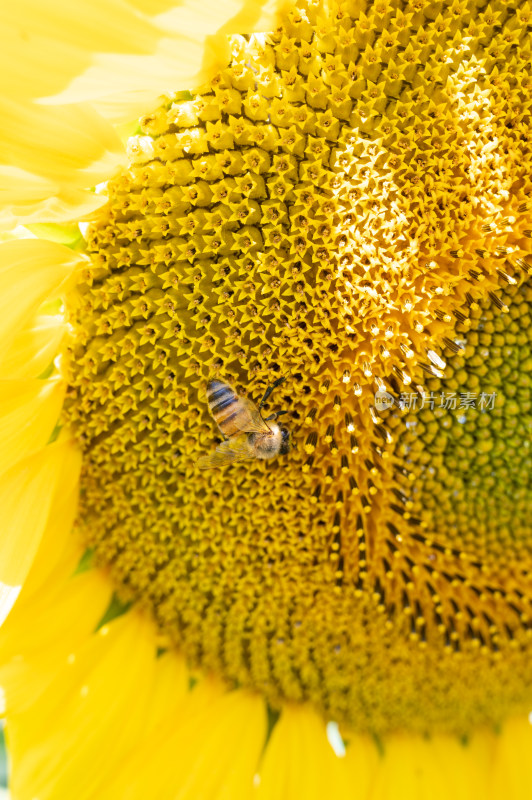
[3,1,532,799]
[55,0,532,739]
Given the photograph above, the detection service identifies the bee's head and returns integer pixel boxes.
[279,425,291,455]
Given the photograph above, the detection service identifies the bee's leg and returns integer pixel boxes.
[258,376,286,409]
[264,409,288,421]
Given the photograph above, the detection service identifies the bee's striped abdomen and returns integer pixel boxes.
[206,381,243,437]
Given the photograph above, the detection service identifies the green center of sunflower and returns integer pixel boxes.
[63,0,532,735]
[396,284,532,567]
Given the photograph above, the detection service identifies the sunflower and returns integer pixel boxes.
[2,0,532,798]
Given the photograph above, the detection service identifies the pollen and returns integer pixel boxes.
[63,0,532,735]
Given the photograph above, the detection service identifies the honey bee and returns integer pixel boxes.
[197,377,290,469]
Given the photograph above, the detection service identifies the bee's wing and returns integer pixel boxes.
[234,397,271,433]
[197,433,256,469]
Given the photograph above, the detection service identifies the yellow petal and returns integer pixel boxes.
[5,611,158,800]
[0,97,122,225]
[0,438,103,673]
[0,238,81,350]
[255,704,349,799]
[0,377,65,476]
[431,729,494,800]
[102,678,266,800]
[0,437,108,711]
[0,98,124,187]
[6,439,82,605]
[0,439,79,586]
[342,731,380,798]
[370,734,453,800]
[1,0,293,223]
[45,52,191,118]
[0,568,112,713]
[490,716,532,800]
[146,0,293,37]
[173,686,266,800]
[0,313,66,380]
[141,650,189,737]
[3,0,293,118]
[371,729,493,800]
[0,166,108,231]
[1,0,175,102]
[0,436,80,629]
